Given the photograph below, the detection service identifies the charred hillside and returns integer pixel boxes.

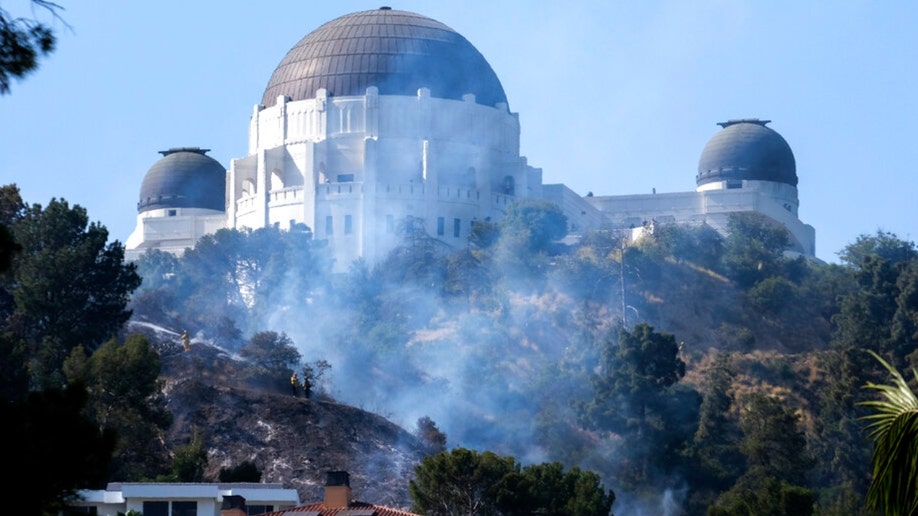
[135,322,427,508]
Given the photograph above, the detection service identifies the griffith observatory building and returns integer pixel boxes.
[125,7,815,270]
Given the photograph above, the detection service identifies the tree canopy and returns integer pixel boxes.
[3,195,141,388]
[499,198,568,254]
[409,448,614,516]
[723,212,792,288]
[64,335,172,481]
[0,381,117,515]
[0,1,62,94]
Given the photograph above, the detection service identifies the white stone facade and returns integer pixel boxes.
[227,87,542,272]
[125,207,226,261]
[585,178,815,256]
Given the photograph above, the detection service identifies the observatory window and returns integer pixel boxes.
[325,216,333,236]
[454,218,461,238]
[437,217,445,236]
[337,174,354,182]
[386,214,394,233]
[344,215,353,235]
[726,180,742,189]
[167,209,177,217]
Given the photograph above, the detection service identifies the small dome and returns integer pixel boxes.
[138,148,226,213]
[697,119,797,187]
[261,8,508,108]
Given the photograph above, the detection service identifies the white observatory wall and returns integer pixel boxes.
[696,179,800,216]
[125,207,226,261]
[231,87,536,272]
[586,179,815,256]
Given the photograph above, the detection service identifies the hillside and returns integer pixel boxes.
[6,180,909,515]
[114,221,909,515]
[124,249,836,512]
[129,321,427,508]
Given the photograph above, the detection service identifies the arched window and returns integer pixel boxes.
[502,175,515,195]
[271,169,285,190]
[465,166,476,187]
[242,178,256,196]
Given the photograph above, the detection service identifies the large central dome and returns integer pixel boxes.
[261,7,508,108]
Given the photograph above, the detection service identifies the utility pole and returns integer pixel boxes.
[620,230,626,326]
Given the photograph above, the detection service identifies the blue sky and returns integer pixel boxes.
[1,0,916,264]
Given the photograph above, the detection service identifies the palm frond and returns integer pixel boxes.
[858,350,918,515]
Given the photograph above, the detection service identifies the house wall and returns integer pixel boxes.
[71,483,300,516]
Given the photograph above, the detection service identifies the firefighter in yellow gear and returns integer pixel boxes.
[290,372,299,396]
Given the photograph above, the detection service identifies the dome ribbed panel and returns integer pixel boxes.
[261,9,508,108]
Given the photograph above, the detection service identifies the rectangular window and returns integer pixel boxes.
[172,501,197,516]
[386,215,394,234]
[344,215,353,235]
[453,218,461,238]
[247,506,273,516]
[167,209,177,217]
[143,502,168,516]
[437,217,445,236]
[325,215,333,236]
[337,173,354,182]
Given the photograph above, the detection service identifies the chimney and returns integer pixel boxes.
[324,471,352,508]
[220,495,246,516]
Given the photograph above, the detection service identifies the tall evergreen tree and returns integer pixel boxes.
[64,335,173,481]
[410,447,517,516]
[738,392,813,485]
[832,230,917,367]
[3,196,140,389]
[710,392,815,516]
[685,352,744,512]
[586,323,686,435]
[583,323,693,488]
[810,232,917,508]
